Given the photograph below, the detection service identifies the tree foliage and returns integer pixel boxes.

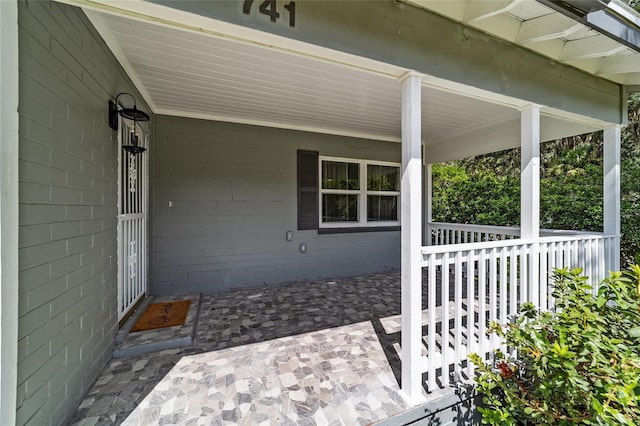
[621,93,640,263]
[625,0,640,11]
[432,93,640,265]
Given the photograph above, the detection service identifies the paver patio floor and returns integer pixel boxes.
[68,270,430,425]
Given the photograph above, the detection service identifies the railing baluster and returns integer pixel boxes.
[454,251,463,378]
[589,238,594,280]
[441,252,450,386]
[489,248,498,352]
[520,245,528,305]
[556,241,563,269]
[539,242,548,311]
[509,245,518,318]
[530,243,540,309]
[499,246,508,355]
[466,248,476,379]
[598,238,605,283]
[427,254,438,392]
[550,242,558,309]
[478,249,487,361]
[427,254,437,391]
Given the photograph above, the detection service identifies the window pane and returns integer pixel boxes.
[367,165,399,191]
[322,161,360,190]
[322,194,359,222]
[367,195,398,222]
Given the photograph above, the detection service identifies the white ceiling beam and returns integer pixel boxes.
[404,0,468,21]
[595,54,640,75]
[564,58,629,83]
[564,57,605,74]
[464,0,524,23]
[517,13,583,43]
[523,38,564,59]
[560,36,628,60]
[471,14,521,41]
[602,73,640,85]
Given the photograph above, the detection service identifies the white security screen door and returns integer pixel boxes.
[117,116,148,321]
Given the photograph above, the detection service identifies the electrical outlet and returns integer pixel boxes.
[299,243,307,253]
[286,231,294,241]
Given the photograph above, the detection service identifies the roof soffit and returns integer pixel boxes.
[406,0,640,85]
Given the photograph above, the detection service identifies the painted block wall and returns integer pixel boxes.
[153,115,401,295]
[17,2,150,424]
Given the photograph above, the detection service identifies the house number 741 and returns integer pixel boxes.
[242,0,296,28]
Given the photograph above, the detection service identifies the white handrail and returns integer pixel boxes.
[427,222,606,247]
[429,221,520,235]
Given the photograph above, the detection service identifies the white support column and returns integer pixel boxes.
[520,106,540,240]
[603,126,621,272]
[521,106,540,306]
[399,70,424,404]
[0,1,20,424]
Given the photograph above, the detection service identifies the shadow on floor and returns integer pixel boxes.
[68,269,480,425]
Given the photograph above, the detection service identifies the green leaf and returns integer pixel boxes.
[628,326,640,339]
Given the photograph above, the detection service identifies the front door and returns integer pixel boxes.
[117,116,148,321]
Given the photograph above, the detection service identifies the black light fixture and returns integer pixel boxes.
[122,125,147,155]
[108,92,150,155]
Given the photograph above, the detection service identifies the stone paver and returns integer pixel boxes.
[68,270,430,425]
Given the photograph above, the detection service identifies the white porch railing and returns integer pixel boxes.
[427,222,520,245]
[419,226,617,392]
[426,221,606,245]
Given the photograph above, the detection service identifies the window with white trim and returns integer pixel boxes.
[319,156,400,227]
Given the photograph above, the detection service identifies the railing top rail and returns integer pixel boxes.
[428,222,607,238]
[539,229,603,237]
[422,234,617,256]
[427,222,520,234]
[539,234,616,243]
[422,238,535,255]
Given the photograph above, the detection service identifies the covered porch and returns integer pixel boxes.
[6,0,638,424]
[69,219,617,424]
[67,0,622,408]
[69,270,477,425]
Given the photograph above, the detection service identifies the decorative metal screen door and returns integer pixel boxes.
[117,117,148,321]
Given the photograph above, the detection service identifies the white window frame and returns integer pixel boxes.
[319,156,400,228]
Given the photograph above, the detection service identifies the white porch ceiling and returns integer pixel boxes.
[76,0,623,162]
[406,0,640,85]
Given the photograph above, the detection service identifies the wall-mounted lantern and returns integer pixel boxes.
[108,92,150,155]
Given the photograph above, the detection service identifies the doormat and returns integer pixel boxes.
[131,300,191,332]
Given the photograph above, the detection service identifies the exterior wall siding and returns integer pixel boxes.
[17,2,150,424]
[152,115,401,294]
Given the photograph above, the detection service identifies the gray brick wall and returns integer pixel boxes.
[17,2,150,424]
[152,116,401,295]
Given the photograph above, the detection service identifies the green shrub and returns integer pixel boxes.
[469,267,640,425]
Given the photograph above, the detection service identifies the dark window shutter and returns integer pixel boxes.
[297,150,319,230]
